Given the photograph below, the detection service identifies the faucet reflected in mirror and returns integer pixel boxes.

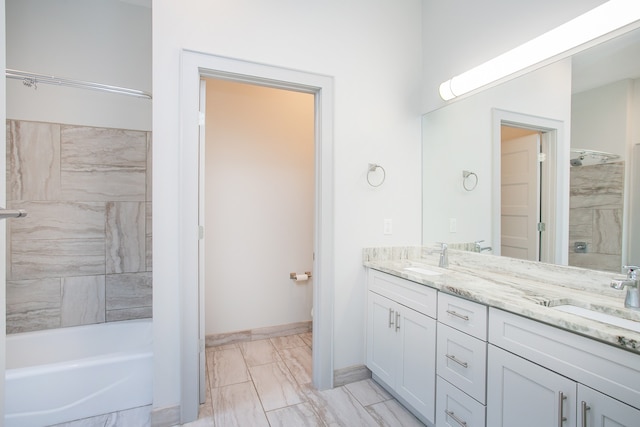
[611,265,640,310]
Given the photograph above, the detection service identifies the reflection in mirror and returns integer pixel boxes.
[422,26,640,273]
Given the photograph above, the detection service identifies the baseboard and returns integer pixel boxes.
[205,320,312,347]
[150,405,181,427]
[333,364,372,387]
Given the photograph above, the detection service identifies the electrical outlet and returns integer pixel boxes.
[449,218,457,233]
[384,218,393,235]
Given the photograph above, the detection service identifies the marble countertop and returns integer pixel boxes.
[363,246,640,354]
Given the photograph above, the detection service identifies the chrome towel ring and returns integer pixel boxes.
[367,163,386,187]
[462,170,478,191]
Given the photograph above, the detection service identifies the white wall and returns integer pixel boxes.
[204,79,314,335]
[421,0,606,113]
[422,60,572,249]
[6,0,151,131]
[153,0,424,412]
[571,79,632,158]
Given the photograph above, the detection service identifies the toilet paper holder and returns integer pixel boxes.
[290,272,312,280]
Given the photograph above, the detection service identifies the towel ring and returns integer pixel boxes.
[462,170,478,191]
[367,163,386,187]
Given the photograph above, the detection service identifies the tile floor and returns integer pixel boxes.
[181,332,425,426]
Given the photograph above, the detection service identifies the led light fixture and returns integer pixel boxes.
[438,0,640,100]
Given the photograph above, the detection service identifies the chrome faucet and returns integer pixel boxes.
[438,243,448,268]
[474,240,492,253]
[611,265,640,310]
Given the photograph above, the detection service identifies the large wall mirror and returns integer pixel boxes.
[422,25,640,273]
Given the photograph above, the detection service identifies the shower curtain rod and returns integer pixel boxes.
[5,68,152,99]
[570,148,621,162]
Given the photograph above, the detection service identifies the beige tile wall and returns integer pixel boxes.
[568,161,624,273]
[6,120,152,333]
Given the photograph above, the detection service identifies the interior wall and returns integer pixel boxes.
[6,0,151,131]
[421,0,606,112]
[153,0,423,411]
[571,79,631,159]
[422,60,572,249]
[204,79,314,336]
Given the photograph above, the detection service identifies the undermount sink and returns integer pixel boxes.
[552,305,640,333]
[404,267,442,276]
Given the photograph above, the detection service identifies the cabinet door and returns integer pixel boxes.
[396,305,436,424]
[487,345,577,427]
[578,384,640,427]
[367,292,396,386]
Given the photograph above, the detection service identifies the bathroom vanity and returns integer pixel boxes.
[363,247,640,427]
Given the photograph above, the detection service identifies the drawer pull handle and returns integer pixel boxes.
[581,401,590,427]
[395,311,401,331]
[446,309,470,321]
[558,391,567,426]
[445,354,468,368]
[388,308,394,328]
[445,410,467,427]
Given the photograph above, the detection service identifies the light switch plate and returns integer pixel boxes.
[384,218,393,235]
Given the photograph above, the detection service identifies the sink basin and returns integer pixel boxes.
[404,267,442,276]
[552,305,640,333]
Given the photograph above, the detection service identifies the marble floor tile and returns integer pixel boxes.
[265,402,325,427]
[240,339,281,367]
[279,345,313,385]
[299,331,313,348]
[365,399,425,427]
[303,384,379,427]
[207,347,250,388]
[189,332,425,427]
[249,361,306,411]
[344,379,393,407]
[211,382,269,427]
[271,333,306,350]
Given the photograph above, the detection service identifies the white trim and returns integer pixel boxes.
[492,109,568,265]
[179,50,335,423]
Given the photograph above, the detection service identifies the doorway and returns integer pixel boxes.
[500,126,542,261]
[492,109,568,265]
[179,51,335,422]
[202,78,315,399]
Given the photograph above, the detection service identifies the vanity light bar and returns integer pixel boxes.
[439,0,640,100]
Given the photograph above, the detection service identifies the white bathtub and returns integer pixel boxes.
[5,319,153,427]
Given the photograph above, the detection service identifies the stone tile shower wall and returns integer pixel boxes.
[6,120,152,333]
[568,161,623,273]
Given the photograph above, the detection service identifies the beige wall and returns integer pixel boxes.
[204,79,314,336]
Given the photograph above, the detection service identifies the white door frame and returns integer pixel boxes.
[492,108,568,265]
[179,50,335,422]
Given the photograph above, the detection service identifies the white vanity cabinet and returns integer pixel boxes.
[366,269,437,425]
[487,344,577,427]
[435,292,488,427]
[487,308,640,427]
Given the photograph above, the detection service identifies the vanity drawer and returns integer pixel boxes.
[368,269,437,318]
[438,292,488,340]
[437,323,487,404]
[436,376,486,427]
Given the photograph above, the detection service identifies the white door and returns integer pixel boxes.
[487,345,577,427]
[501,133,540,261]
[578,384,640,427]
